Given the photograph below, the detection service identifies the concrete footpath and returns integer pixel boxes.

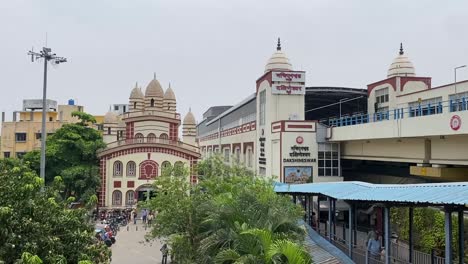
[111,222,165,264]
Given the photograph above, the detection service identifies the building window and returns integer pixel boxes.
[246,148,253,168]
[449,92,468,112]
[174,161,184,172]
[126,161,136,177]
[125,190,135,206]
[161,161,172,175]
[409,97,443,117]
[224,148,230,162]
[16,152,26,159]
[112,190,122,206]
[235,147,241,162]
[134,102,137,109]
[49,117,53,122]
[114,105,119,111]
[318,143,340,177]
[160,133,168,140]
[113,161,123,176]
[107,127,111,135]
[147,133,156,143]
[150,98,155,107]
[259,90,266,126]
[15,133,27,142]
[135,133,144,143]
[375,87,389,104]
[3,152,10,158]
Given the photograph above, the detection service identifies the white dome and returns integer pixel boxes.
[264,38,293,73]
[183,109,196,125]
[387,43,416,78]
[145,74,164,98]
[164,84,176,100]
[104,111,118,124]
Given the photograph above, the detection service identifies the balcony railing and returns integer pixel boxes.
[104,137,198,153]
[328,97,468,128]
[121,110,181,120]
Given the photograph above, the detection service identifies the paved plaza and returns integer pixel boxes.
[111,222,165,264]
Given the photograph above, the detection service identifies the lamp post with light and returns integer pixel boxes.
[27,47,67,184]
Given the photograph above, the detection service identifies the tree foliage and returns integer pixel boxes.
[144,155,312,263]
[23,111,105,202]
[0,159,110,263]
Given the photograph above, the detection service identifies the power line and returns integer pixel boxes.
[27,47,67,184]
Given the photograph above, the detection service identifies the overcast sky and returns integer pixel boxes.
[1,0,467,122]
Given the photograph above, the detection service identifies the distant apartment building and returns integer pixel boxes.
[1,99,84,158]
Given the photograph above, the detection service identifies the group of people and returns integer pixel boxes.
[95,225,116,247]
[130,208,155,225]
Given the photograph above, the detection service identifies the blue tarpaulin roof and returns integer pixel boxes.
[274,181,468,206]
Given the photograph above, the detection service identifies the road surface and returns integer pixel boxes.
[111,222,165,264]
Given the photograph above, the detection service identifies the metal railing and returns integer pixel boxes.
[314,222,446,264]
[105,137,199,152]
[328,97,468,128]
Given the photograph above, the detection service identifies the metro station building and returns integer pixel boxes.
[97,77,200,209]
[197,41,468,184]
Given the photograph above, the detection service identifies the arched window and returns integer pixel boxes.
[112,190,122,206]
[126,161,136,176]
[113,161,123,176]
[147,133,156,143]
[125,190,135,206]
[133,102,137,109]
[174,161,184,176]
[160,133,169,140]
[150,98,155,107]
[161,161,171,175]
[135,133,144,143]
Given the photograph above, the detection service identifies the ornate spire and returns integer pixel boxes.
[399,43,404,55]
[168,82,171,88]
[135,81,138,88]
[277,37,281,51]
[153,72,156,79]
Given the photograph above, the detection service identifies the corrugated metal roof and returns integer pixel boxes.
[274,181,468,206]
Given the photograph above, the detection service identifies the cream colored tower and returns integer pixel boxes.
[182,109,197,145]
[103,111,118,143]
[144,74,164,111]
[163,83,177,113]
[129,84,144,112]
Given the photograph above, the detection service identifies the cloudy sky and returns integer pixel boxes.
[1,0,467,122]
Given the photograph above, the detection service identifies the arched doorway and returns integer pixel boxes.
[135,184,156,202]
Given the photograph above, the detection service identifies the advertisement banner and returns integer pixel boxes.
[284,166,312,184]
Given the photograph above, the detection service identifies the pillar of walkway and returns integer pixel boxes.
[332,199,336,240]
[348,202,353,258]
[445,207,453,264]
[308,195,312,226]
[458,208,464,264]
[384,206,391,264]
[328,197,332,240]
[409,207,414,264]
[317,196,321,233]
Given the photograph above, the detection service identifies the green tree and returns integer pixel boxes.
[0,158,110,263]
[24,111,105,202]
[144,156,310,263]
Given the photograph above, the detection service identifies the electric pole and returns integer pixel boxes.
[28,47,67,184]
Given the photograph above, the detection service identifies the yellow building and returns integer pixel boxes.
[1,99,84,158]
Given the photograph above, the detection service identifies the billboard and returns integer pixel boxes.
[284,166,312,184]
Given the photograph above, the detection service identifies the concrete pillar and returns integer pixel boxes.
[348,203,353,258]
[332,199,336,240]
[458,209,464,264]
[328,197,332,240]
[445,207,453,264]
[384,207,391,264]
[409,207,414,263]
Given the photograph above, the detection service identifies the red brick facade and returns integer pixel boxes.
[139,160,159,179]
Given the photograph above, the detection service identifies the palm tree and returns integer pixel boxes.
[214,228,312,264]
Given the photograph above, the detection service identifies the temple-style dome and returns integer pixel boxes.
[183,109,196,125]
[164,84,176,100]
[387,43,416,78]
[264,38,293,73]
[104,111,118,124]
[129,84,144,99]
[145,74,164,98]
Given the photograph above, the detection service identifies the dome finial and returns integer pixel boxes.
[189,107,192,112]
[153,72,156,80]
[135,81,138,88]
[399,43,404,55]
[277,37,281,51]
[168,82,171,88]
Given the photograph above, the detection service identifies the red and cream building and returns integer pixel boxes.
[197,40,343,184]
[98,76,200,209]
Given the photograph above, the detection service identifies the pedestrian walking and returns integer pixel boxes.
[147,212,154,225]
[132,210,137,224]
[142,209,148,224]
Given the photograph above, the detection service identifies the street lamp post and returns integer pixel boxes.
[454,65,467,94]
[28,47,67,184]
